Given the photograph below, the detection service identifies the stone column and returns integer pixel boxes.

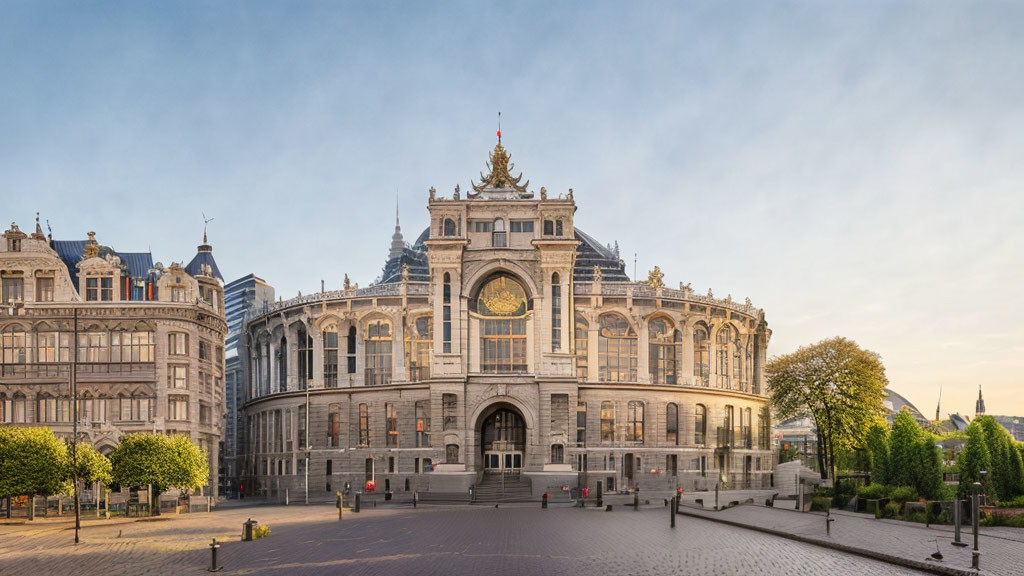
[311,324,324,389]
[637,315,650,384]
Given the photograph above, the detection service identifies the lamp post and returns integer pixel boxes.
[304,383,310,505]
[71,306,80,544]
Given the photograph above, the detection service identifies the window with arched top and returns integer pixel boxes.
[648,318,681,384]
[443,218,457,237]
[298,325,314,388]
[598,314,637,382]
[574,313,589,380]
[551,273,561,352]
[492,218,507,247]
[743,407,752,448]
[364,320,392,385]
[442,273,452,353]
[346,326,357,374]
[600,401,615,443]
[693,323,709,385]
[666,402,678,445]
[358,403,369,446]
[405,316,432,381]
[322,327,338,388]
[695,404,707,445]
[556,219,563,236]
[626,400,644,443]
[475,275,528,373]
[716,325,737,388]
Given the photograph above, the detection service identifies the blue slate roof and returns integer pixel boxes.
[376,226,630,284]
[185,244,223,282]
[51,240,154,290]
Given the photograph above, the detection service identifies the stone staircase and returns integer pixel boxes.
[473,474,533,503]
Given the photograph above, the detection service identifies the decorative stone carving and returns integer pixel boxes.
[647,266,665,289]
[429,186,436,200]
[540,186,547,200]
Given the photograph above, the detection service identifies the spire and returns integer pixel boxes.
[389,200,405,260]
[975,385,986,417]
[935,385,942,422]
[497,111,502,144]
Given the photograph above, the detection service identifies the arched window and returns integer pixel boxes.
[492,218,507,247]
[442,273,452,353]
[758,406,771,450]
[574,313,589,380]
[716,326,736,388]
[445,444,460,464]
[743,407,752,448]
[550,444,564,464]
[278,335,288,391]
[37,393,55,423]
[298,325,314,389]
[1,328,28,364]
[723,405,735,447]
[648,318,680,384]
[358,403,369,446]
[693,323,709,385]
[695,404,707,445]
[405,316,432,381]
[475,276,528,373]
[598,314,637,382]
[600,401,615,443]
[323,328,338,388]
[443,218,457,237]
[666,402,678,445]
[626,400,644,443]
[346,326,357,373]
[364,320,392,385]
[551,273,561,352]
[12,393,26,423]
[385,402,398,447]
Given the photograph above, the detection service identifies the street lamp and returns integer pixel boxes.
[971,469,988,570]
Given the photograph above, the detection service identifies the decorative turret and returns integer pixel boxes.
[185,217,223,281]
[389,203,405,260]
[975,385,986,418]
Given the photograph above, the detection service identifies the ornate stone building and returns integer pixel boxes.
[0,218,227,497]
[241,139,773,501]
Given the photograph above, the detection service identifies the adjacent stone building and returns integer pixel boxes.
[241,139,773,501]
[0,218,227,497]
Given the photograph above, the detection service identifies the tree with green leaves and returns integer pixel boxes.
[767,337,888,480]
[917,436,944,500]
[865,421,890,485]
[958,420,991,498]
[110,433,208,514]
[69,441,112,487]
[0,427,70,498]
[889,410,924,488]
[972,416,1024,501]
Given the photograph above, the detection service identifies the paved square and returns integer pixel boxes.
[0,503,939,575]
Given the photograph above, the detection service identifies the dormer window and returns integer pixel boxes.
[492,218,507,247]
[8,238,21,252]
[1,275,24,303]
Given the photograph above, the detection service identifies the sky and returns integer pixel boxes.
[2,1,1022,418]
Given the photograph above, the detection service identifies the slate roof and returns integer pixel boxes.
[377,226,630,284]
[51,240,154,290]
[185,244,224,281]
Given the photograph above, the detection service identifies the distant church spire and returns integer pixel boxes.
[935,385,942,422]
[975,385,986,418]
[389,200,405,260]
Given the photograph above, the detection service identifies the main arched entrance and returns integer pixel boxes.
[480,406,526,476]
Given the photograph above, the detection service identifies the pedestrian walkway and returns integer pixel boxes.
[676,499,1021,576]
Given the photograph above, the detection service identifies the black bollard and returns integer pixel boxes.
[354,492,361,513]
[826,510,834,536]
[670,497,676,528]
[542,493,548,509]
[413,492,418,508]
[633,491,639,510]
[596,482,603,508]
[208,538,222,572]
[952,499,967,547]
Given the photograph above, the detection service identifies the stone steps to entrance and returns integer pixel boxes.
[473,475,533,503]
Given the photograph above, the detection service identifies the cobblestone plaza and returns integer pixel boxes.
[0,503,960,576]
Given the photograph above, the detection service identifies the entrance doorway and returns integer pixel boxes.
[480,408,525,476]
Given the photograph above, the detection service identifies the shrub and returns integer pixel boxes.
[889,486,919,504]
[254,524,271,539]
[882,501,902,519]
[811,496,831,512]
[996,495,1024,509]
[857,483,888,499]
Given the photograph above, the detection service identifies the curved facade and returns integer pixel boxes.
[242,141,773,500]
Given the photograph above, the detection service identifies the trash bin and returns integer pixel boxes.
[385,491,392,502]
[242,518,259,541]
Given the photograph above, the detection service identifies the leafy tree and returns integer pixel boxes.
[958,421,991,498]
[110,433,208,514]
[889,410,924,487]
[0,427,69,497]
[70,441,112,487]
[865,422,890,485]
[917,436,944,500]
[1007,438,1024,500]
[767,337,888,480]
